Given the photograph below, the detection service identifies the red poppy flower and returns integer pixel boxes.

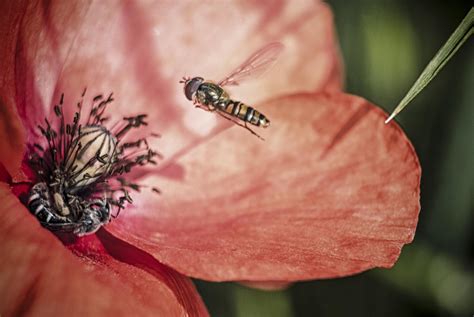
[0,0,420,316]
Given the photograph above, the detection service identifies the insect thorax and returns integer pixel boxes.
[196,82,229,107]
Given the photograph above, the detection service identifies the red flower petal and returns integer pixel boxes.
[109,93,421,281]
[0,100,26,182]
[0,1,29,181]
[0,183,208,316]
[2,0,342,176]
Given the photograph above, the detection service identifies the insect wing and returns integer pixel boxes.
[218,42,284,87]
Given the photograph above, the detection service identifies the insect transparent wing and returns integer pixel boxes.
[218,42,284,87]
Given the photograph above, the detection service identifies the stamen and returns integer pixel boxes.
[26,92,160,236]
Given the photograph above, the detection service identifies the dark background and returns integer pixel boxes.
[196,1,473,316]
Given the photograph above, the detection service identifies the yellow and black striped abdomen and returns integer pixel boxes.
[223,100,270,128]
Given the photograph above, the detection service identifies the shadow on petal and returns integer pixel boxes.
[97,229,209,317]
[320,99,371,158]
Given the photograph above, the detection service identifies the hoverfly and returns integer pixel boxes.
[180,42,284,140]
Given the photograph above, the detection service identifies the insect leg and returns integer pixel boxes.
[244,121,265,141]
[195,103,216,112]
[195,104,208,110]
[215,111,264,140]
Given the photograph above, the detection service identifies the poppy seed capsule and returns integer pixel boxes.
[65,125,117,190]
[27,93,160,236]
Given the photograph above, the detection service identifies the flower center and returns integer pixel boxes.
[27,91,160,236]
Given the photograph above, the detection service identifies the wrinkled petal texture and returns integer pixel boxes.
[109,93,421,281]
[0,1,29,181]
[0,0,342,179]
[0,183,208,316]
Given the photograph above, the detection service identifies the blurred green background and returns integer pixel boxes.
[196,1,473,316]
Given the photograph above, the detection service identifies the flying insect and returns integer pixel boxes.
[180,42,284,139]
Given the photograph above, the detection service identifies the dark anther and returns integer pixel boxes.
[34,143,44,152]
[115,114,148,139]
[27,92,161,236]
[54,105,62,117]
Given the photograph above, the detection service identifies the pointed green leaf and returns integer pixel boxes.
[386,7,473,123]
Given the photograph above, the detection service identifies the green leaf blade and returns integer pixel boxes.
[386,7,473,123]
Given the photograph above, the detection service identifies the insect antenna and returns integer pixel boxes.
[179,76,190,84]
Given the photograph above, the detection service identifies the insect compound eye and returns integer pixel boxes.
[184,77,203,101]
[65,125,117,189]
